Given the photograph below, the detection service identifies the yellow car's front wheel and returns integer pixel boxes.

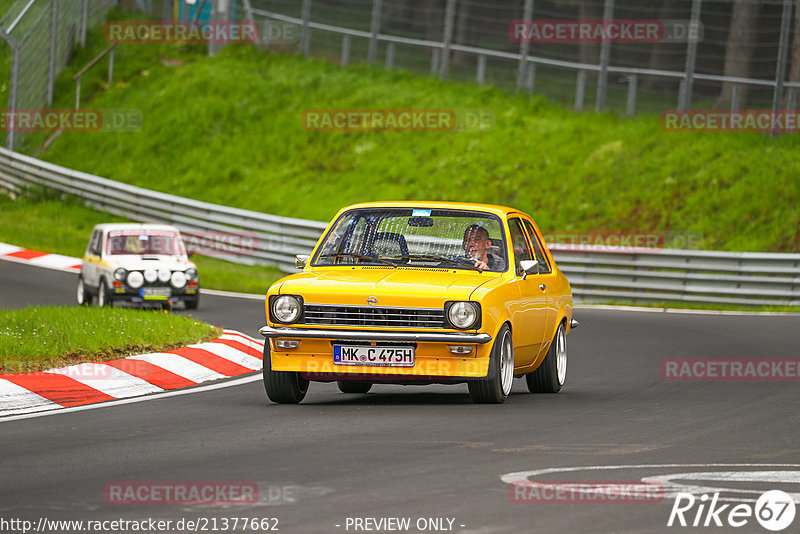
[263,344,309,404]
[468,324,513,404]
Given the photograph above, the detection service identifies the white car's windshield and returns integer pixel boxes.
[106,232,186,256]
[313,208,507,272]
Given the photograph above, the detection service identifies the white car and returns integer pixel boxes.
[77,223,200,309]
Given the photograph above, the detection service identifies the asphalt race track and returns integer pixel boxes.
[1,260,799,534]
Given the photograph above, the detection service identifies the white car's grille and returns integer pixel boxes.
[302,304,445,329]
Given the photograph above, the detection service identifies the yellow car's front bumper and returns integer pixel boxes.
[260,326,493,378]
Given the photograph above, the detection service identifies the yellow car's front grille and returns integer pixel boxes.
[303,304,445,329]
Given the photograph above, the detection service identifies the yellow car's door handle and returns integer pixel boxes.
[539,283,546,291]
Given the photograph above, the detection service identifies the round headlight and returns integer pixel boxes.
[127,271,144,289]
[171,271,187,289]
[185,268,198,281]
[448,302,479,329]
[143,268,157,283]
[114,268,127,281]
[271,295,301,324]
[158,268,171,283]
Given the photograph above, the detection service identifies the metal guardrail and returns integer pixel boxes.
[0,147,798,306]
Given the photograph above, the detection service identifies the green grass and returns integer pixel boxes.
[0,193,285,294]
[27,44,799,253]
[0,305,218,372]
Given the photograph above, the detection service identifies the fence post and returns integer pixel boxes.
[595,0,614,111]
[108,46,115,85]
[516,0,534,91]
[439,0,456,80]
[367,0,382,64]
[385,42,395,69]
[241,0,255,22]
[476,54,486,84]
[431,48,440,75]
[626,74,637,116]
[46,0,58,107]
[525,63,536,94]
[575,70,586,111]
[679,0,702,111]
[3,36,19,150]
[341,34,351,66]
[771,0,792,135]
[80,0,88,46]
[300,0,311,56]
[731,83,741,111]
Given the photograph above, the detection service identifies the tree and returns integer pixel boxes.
[716,0,759,109]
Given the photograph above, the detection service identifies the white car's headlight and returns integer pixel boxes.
[114,268,127,281]
[158,268,171,283]
[171,271,187,289]
[127,271,144,289]
[271,295,302,324]
[447,301,480,329]
[144,268,157,283]
[185,268,198,281]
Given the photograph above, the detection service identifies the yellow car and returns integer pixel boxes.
[260,202,577,404]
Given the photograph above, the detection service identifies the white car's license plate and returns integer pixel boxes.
[140,287,171,300]
[333,345,415,367]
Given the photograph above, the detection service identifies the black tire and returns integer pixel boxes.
[468,324,513,404]
[337,381,372,394]
[526,322,567,394]
[184,295,199,310]
[262,342,309,404]
[76,276,91,306]
[97,279,111,308]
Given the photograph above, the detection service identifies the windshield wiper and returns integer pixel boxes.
[319,252,397,268]
[399,254,482,272]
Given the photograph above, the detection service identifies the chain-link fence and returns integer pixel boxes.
[0,0,118,149]
[243,0,800,117]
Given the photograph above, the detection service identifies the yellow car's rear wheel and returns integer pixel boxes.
[337,381,372,394]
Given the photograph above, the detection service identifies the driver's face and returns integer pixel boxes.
[463,230,490,259]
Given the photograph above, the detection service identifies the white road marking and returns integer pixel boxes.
[28,253,81,270]
[126,353,227,383]
[0,374,261,423]
[501,464,800,504]
[0,379,60,416]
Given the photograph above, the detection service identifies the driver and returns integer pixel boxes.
[462,224,500,270]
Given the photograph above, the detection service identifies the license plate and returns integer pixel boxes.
[333,345,415,367]
[140,287,171,300]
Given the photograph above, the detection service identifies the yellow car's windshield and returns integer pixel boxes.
[313,208,507,272]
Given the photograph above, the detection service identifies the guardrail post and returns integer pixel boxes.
[771,0,792,136]
[678,0,701,111]
[300,0,311,56]
[439,0,456,80]
[595,0,614,111]
[385,42,395,69]
[367,0,382,64]
[476,54,486,84]
[574,70,586,111]
[341,34,351,66]
[516,0,534,91]
[626,74,637,116]
[46,0,58,107]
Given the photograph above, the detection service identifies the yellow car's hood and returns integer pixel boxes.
[277,267,498,307]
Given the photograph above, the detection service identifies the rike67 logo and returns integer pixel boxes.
[668,490,796,531]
